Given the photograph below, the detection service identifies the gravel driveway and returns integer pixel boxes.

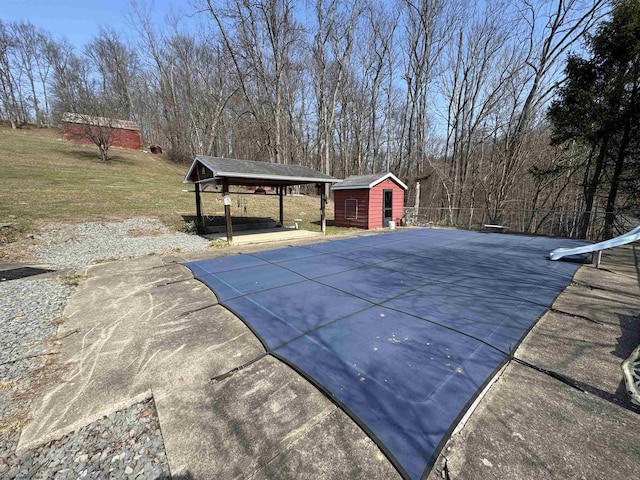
[0,218,211,479]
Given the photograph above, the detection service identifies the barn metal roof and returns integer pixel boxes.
[184,156,338,187]
[331,172,408,191]
[61,112,140,131]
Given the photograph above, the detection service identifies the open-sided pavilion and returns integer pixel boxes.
[184,156,339,242]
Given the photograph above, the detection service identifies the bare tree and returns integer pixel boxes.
[363,4,399,173]
[84,27,138,119]
[332,2,399,177]
[49,37,125,161]
[432,0,522,221]
[204,0,303,164]
[309,0,362,176]
[49,40,91,117]
[484,0,609,219]
[395,0,454,180]
[0,20,26,128]
[10,22,42,124]
[0,21,59,127]
[129,1,240,162]
[419,0,609,225]
[34,29,55,126]
[61,111,120,162]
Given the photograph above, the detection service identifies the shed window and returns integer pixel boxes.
[345,198,357,219]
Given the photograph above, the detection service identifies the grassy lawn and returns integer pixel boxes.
[0,125,349,235]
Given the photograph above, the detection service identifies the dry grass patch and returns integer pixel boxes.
[160,247,184,254]
[50,316,68,326]
[208,239,230,249]
[12,358,70,405]
[0,357,70,438]
[0,379,19,392]
[57,274,85,287]
[0,408,30,437]
[92,257,120,264]
[128,228,164,237]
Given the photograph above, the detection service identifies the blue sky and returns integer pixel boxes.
[2,0,193,49]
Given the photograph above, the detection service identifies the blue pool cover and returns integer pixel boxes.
[184,228,588,479]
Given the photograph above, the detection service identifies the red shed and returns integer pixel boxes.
[332,172,407,229]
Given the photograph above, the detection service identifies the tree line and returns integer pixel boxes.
[1,0,638,238]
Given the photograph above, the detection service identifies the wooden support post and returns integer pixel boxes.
[223,179,233,244]
[279,186,284,226]
[194,183,203,234]
[321,184,327,234]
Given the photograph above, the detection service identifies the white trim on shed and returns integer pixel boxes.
[331,172,408,191]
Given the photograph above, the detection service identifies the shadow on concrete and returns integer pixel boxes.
[569,377,640,415]
[613,313,640,362]
[563,312,640,415]
[170,472,195,480]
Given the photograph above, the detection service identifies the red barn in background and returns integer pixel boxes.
[61,112,142,150]
[332,172,407,229]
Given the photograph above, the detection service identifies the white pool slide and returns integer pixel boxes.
[549,224,640,261]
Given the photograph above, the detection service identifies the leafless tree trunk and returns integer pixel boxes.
[204,0,302,164]
[10,22,42,124]
[309,0,362,176]
[84,27,138,120]
[486,0,608,217]
[0,20,26,128]
[436,0,521,220]
[395,0,453,181]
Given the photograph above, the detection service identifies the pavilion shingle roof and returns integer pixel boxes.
[185,156,338,186]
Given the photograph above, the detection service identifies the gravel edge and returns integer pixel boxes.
[35,218,209,268]
[0,218,199,479]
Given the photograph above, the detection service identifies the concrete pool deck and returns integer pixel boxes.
[204,227,322,245]
[17,232,640,479]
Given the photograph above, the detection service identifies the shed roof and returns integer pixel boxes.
[331,172,408,191]
[184,156,338,187]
